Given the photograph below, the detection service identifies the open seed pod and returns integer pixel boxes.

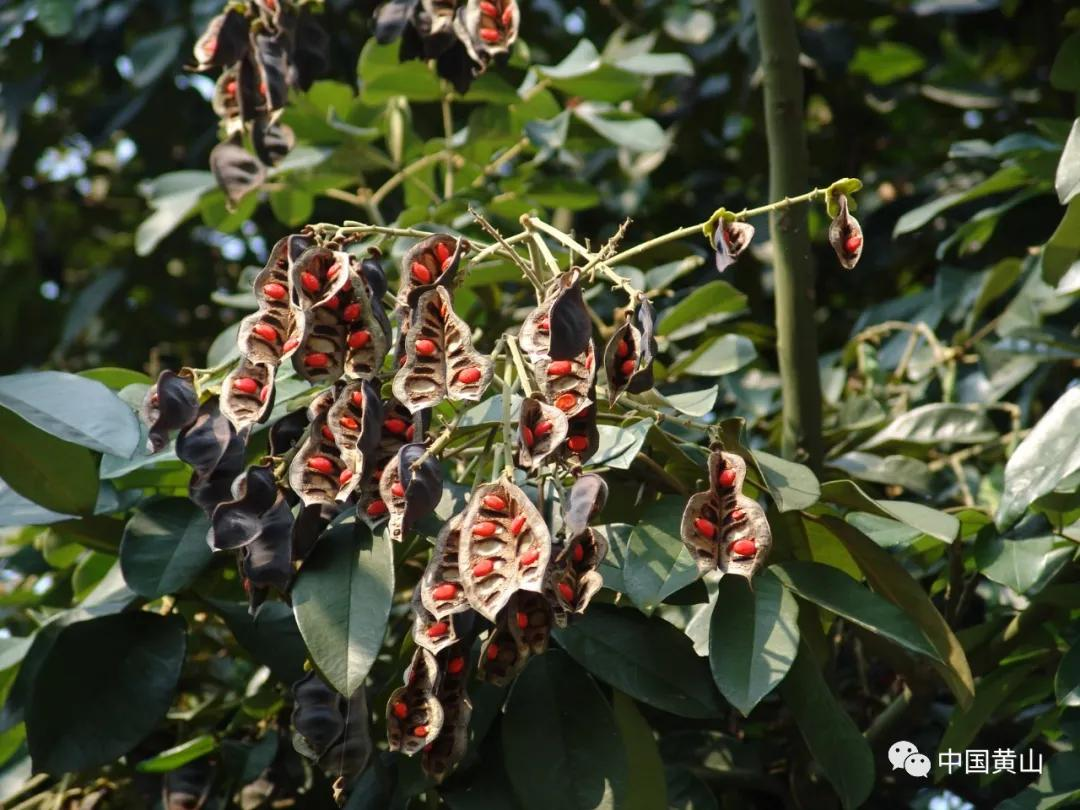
[454,0,519,66]
[517,395,570,470]
[478,603,530,686]
[535,339,595,420]
[513,590,554,655]
[419,515,469,619]
[209,462,280,550]
[291,672,372,783]
[379,442,443,542]
[210,138,266,207]
[325,380,383,500]
[356,398,419,526]
[238,233,312,367]
[604,299,657,401]
[828,193,864,270]
[545,544,604,627]
[211,67,243,135]
[713,219,755,273]
[341,263,391,381]
[397,233,468,306]
[288,390,349,508]
[518,300,552,359]
[192,10,250,71]
[142,369,199,453]
[290,250,356,383]
[562,474,608,539]
[392,285,494,413]
[423,643,473,782]
[238,494,294,610]
[360,247,389,301]
[457,479,552,621]
[221,359,275,434]
[292,13,330,91]
[411,590,461,656]
[557,401,599,468]
[373,0,421,45]
[387,648,445,756]
[290,246,350,311]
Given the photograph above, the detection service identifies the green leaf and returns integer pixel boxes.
[136,171,217,256]
[656,281,747,339]
[611,53,693,78]
[119,498,214,600]
[997,751,1080,810]
[1042,197,1080,285]
[780,643,874,810]
[554,604,722,719]
[127,26,184,88]
[860,403,998,448]
[996,387,1080,530]
[815,516,974,706]
[503,652,628,810]
[974,517,1072,595]
[611,692,666,810]
[659,387,718,418]
[821,480,960,543]
[537,40,640,103]
[357,39,441,104]
[36,0,76,36]
[592,419,653,470]
[208,600,308,686]
[269,187,315,227]
[893,166,1029,236]
[622,497,700,614]
[26,612,186,774]
[670,334,757,378]
[827,452,932,495]
[750,450,820,512]
[574,105,666,152]
[709,571,799,716]
[1056,118,1080,204]
[1056,644,1080,707]
[850,42,926,84]
[292,521,394,696]
[771,561,941,661]
[0,407,99,516]
[136,734,217,773]
[1051,32,1080,92]
[0,371,140,457]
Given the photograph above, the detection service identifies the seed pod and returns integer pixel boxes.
[269,407,309,457]
[325,380,383,499]
[419,515,469,619]
[557,400,599,467]
[478,603,530,686]
[356,398,420,527]
[238,494,294,609]
[387,648,445,756]
[290,246,350,311]
[454,0,519,66]
[535,340,595,420]
[546,270,591,361]
[288,390,348,508]
[211,67,243,132]
[292,12,330,91]
[177,401,247,514]
[713,219,755,273]
[209,462,280,550]
[252,119,295,167]
[290,249,355,383]
[513,590,554,655]
[341,262,391,381]
[238,233,312,368]
[221,359,275,435]
[397,233,468,306]
[518,300,553,359]
[379,442,443,542]
[603,300,657,402]
[411,591,461,656]
[210,138,266,207]
[828,193,864,270]
[422,644,473,782]
[235,53,263,123]
[373,0,421,44]
[162,758,213,810]
[392,286,494,413]
[142,369,199,454]
[192,10,250,71]
[291,672,372,782]
[562,474,608,539]
[458,479,551,621]
[545,538,604,627]
[251,32,290,113]
[516,395,569,470]
[361,247,389,301]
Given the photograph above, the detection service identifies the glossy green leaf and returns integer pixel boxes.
[593,419,653,470]
[771,561,940,661]
[622,497,700,614]
[821,480,959,542]
[657,387,718,418]
[270,187,315,226]
[292,521,394,696]
[709,571,799,716]
[537,40,639,102]
[1056,118,1080,204]
[503,652,628,810]
[357,40,441,104]
[135,171,216,256]
[860,403,998,448]
[1051,33,1080,92]
[974,517,1072,594]
[893,166,1029,236]
[554,604,722,719]
[1042,197,1080,285]
[574,105,666,152]
[670,334,757,378]
[850,42,926,84]
[611,692,666,810]
[119,498,213,600]
[656,281,747,338]
[750,450,820,511]
[136,734,217,773]
[827,452,932,495]
[997,751,1080,810]
[26,612,186,775]
[1056,644,1080,707]
[209,600,308,686]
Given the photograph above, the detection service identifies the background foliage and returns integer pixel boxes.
[1,0,1079,808]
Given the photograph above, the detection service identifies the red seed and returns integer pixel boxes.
[415,339,438,356]
[433,583,457,601]
[259,386,270,403]
[447,656,466,674]
[729,508,746,522]
[392,701,408,719]
[232,377,259,395]
[343,303,362,322]
[321,425,335,442]
[694,517,716,538]
[411,261,432,283]
[414,725,428,738]
[522,426,535,447]
[366,499,388,516]
[483,494,508,512]
[435,241,451,264]
[282,337,300,354]
[516,611,529,629]
[620,359,637,377]
[844,235,863,254]
[502,3,514,26]
[558,582,574,602]
[547,360,572,377]
[473,558,495,577]
[405,424,415,440]
[534,421,553,438]
[304,352,329,368]
[384,418,407,434]
[572,544,584,563]
[616,339,629,358]
[585,353,593,371]
[567,435,588,453]
[300,271,320,293]
[479,27,499,42]
[511,515,528,536]
[323,295,340,310]
[520,548,539,566]
[732,538,757,557]
[391,482,405,498]
[225,80,237,96]
[479,0,497,15]
[264,282,289,302]
[258,81,268,97]
[339,469,354,485]
[456,367,482,384]
[351,391,365,408]
[537,317,550,332]
[717,469,736,488]
[426,621,448,638]
[486,643,499,661]
[347,330,371,350]
[252,323,277,342]
[340,416,359,430]
[472,521,498,538]
[308,456,334,474]
[325,263,339,281]
[204,38,217,55]
[554,393,577,412]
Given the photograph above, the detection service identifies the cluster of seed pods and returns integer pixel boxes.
[680,448,772,579]
[194,0,328,204]
[373,0,520,92]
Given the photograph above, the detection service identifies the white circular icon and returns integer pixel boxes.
[888,740,919,770]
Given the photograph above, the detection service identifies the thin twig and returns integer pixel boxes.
[441,88,455,199]
[468,206,544,290]
[470,137,530,189]
[526,216,644,302]
[369,151,453,208]
[506,335,535,397]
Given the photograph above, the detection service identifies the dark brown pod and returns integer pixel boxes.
[176,400,247,514]
[411,590,460,656]
[251,32,290,112]
[269,408,309,456]
[142,369,199,454]
[289,246,350,312]
[513,590,554,655]
[210,139,266,207]
[380,442,443,542]
[517,395,570,471]
[238,492,294,609]
[211,67,242,130]
[361,247,389,301]
[287,390,348,508]
[563,473,608,539]
[545,534,604,627]
[386,648,445,756]
[828,193,864,270]
[547,271,592,361]
[356,398,417,527]
[290,251,355,384]
[326,380,383,500]
[192,10,250,71]
[478,603,530,686]
[518,298,553,359]
[292,12,330,90]
[341,262,391,381]
[237,233,311,368]
[235,53,263,123]
[373,0,421,44]
[291,672,372,782]
[419,515,469,619]
[535,340,596,420]
[162,758,213,810]
[209,462,280,550]
[454,0,519,66]
[458,479,551,621]
[252,119,295,167]
[557,400,599,468]
[220,359,274,435]
[603,300,657,402]
[713,220,755,273]
[422,642,472,782]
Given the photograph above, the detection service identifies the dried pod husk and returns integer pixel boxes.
[211,67,243,130]
[291,296,349,384]
[253,0,288,28]
[679,492,724,575]
[516,395,570,470]
[291,501,335,563]
[291,672,372,782]
[289,246,350,312]
[828,193,864,270]
[387,648,445,756]
[547,271,591,361]
[210,138,266,207]
[419,515,468,619]
[177,401,247,514]
[373,0,420,44]
[562,474,608,539]
[326,380,383,500]
[238,494,294,602]
[603,300,657,401]
[557,401,599,467]
[545,539,604,626]
[192,10,250,71]
[269,407,309,456]
[713,220,755,273]
[251,32,290,113]
[518,300,553,359]
[422,643,472,782]
[235,53,263,123]
[342,264,391,381]
[209,462,280,550]
[292,12,330,90]
[513,590,554,655]
[392,286,494,413]
[360,247,389,301]
[238,234,310,368]
[535,339,596,420]
[252,119,295,167]
[397,234,467,306]
[221,359,275,435]
[411,591,460,656]
[478,603,530,686]
[454,0,519,67]
[142,369,199,453]
[162,758,213,810]
[288,390,348,508]
[381,442,443,542]
[565,526,609,573]
[356,398,419,526]
[458,479,552,621]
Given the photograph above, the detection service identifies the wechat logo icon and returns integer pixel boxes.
[889,741,930,778]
